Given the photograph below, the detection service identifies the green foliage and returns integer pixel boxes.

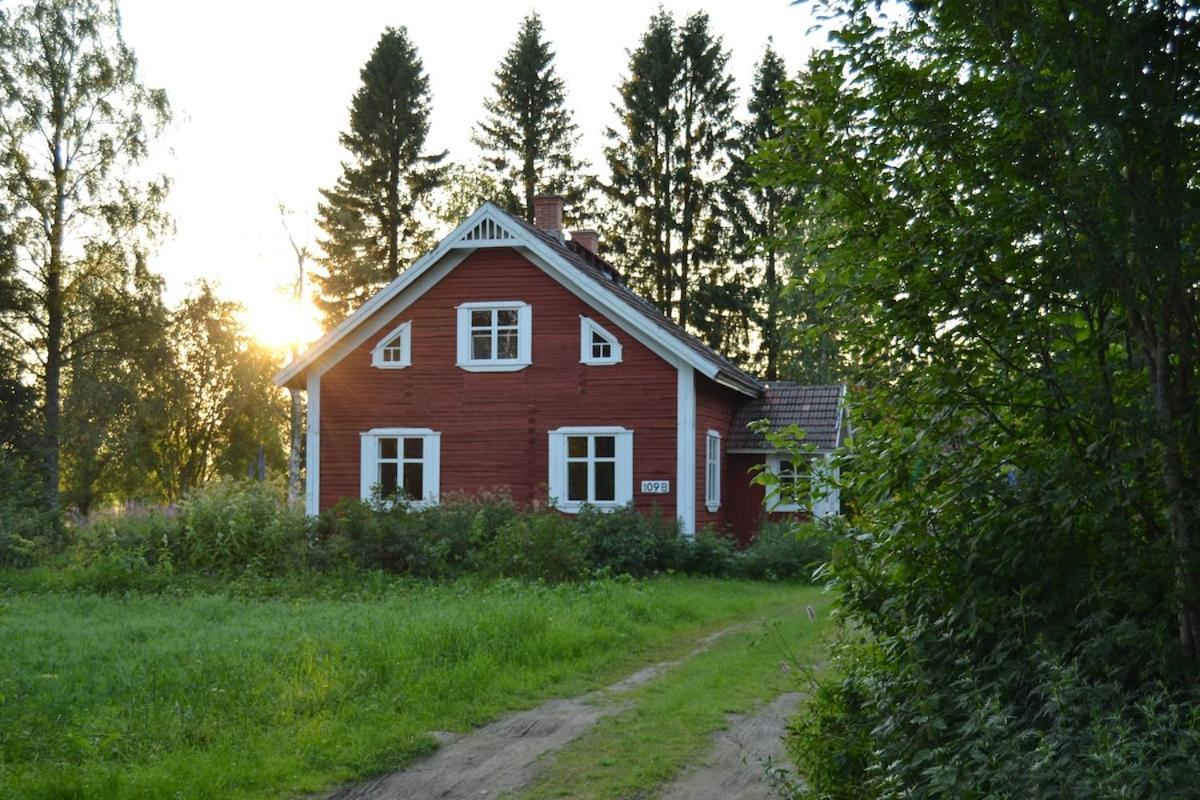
[575,504,678,578]
[0,0,172,511]
[0,451,58,565]
[472,12,589,222]
[181,479,307,575]
[756,0,1200,794]
[603,9,740,345]
[738,521,833,582]
[487,509,589,582]
[313,26,447,325]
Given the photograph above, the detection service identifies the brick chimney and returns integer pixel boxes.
[532,195,564,239]
[570,229,599,254]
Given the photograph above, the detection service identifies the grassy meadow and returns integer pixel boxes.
[0,575,823,799]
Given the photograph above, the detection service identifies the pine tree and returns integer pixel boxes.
[314,27,446,325]
[473,13,586,222]
[604,11,737,331]
[732,42,790,379]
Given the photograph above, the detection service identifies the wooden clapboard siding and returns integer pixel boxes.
[695,376,741,533]
[318,247,678,514]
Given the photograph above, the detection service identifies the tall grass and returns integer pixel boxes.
[0,576,808,799]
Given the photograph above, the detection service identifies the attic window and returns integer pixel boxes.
[371,321,412,369]
[580,317,622,365]
[456,301,532,372]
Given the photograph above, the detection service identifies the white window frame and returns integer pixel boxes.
[704,430,721,512]
[360,428,441,506]
[370,321,412,369]
[765,453,805,513]
[579,316,622,365]
[548,426,633,513]
[456,301,532,372]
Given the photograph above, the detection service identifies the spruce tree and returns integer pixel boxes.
[314,27,446,325]
[732,42,790,379]
[604,11,737,331]
[473,13,586,222]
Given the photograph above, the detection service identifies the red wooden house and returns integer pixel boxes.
[276,197,846,541]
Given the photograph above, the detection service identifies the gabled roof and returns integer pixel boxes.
[728,383,847,452]
[275,203,764,396]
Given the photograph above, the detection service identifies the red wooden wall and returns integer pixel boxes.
[695,376,742,533]
[317,248,679,517]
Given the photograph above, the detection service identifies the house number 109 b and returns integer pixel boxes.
[640,480,670,494]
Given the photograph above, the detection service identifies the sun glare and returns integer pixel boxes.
[241,292,325,356]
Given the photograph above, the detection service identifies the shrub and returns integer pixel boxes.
[487,510,588,582]
[0,452,59,565]
[180,479,307,574]
[576,504,678,577]
[662,526,738,577]
[738,520,834,582]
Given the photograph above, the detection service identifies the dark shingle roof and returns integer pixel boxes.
[503,211,764,396]
[728,383,846,451]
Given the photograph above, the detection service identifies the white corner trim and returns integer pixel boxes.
[305,372,320,516]
[704,429,721,513]
[370,320,412,368]
[579,316,622,365]
[677,365,696,537]
[455,300,533,372]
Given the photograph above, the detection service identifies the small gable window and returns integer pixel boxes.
[580,317,622,365]
[371,321,412,369]
[456,301,532,371]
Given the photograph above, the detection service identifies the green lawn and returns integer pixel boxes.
[0,575,820,800]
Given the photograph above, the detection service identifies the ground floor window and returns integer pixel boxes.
[360,428,441,504]
[548,426,633,511]
[764,453,840,517]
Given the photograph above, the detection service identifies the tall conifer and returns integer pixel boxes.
[604,11,737,333]
[314,27,445,325]
[473,13,586,222]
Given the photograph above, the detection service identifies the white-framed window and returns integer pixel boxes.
[764,453,840,517]
[456,301,532,371]
[579,316,622,365]
[360,428,441,505]
[704,430,721,512]
[371,321,412,368]
[548,426,633,512]
[765,453,804,513]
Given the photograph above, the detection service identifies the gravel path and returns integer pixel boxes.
[324,625,740,800]
[656,691,804,800]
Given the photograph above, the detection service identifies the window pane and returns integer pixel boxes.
[383,347,401,362]
[497,330,518,359]
[497,308,519,326]
[403,437,423,459]
[471,309,491,327]
[780,460,796,483]
[472,332,492,360]
[379,462,398,496]
[403,462,423,496]
[379,438,398,459]
[385,333,403,349]
[594,435,615,458]
[568,462,587,501]
[594,461,616,502]
[567,436,587,458]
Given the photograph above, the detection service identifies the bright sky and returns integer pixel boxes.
[118,1,825,351]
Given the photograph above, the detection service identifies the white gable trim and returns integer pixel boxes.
[274,203,742,391]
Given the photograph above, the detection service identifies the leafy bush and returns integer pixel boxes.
[662,526,738,577]
[180,478,307,574]
[487,510,589,582]
[0,452,59,565]
[738,521,834,582]
[576,504,678,577]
